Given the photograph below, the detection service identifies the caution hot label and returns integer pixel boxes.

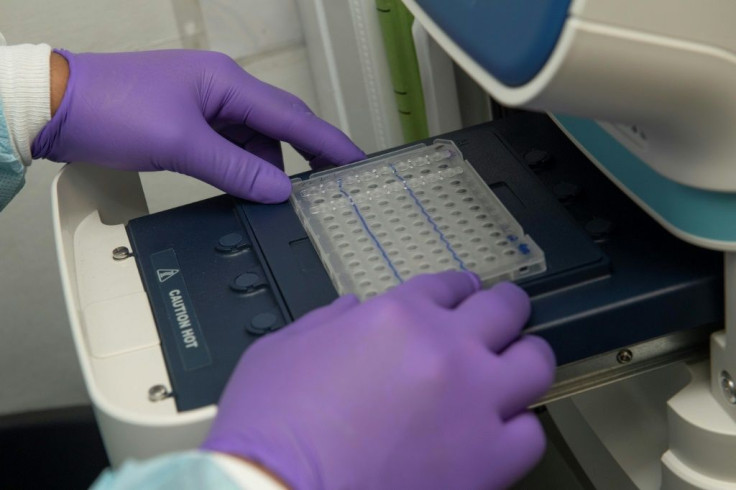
[150,249,212,371]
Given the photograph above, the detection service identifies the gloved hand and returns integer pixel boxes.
[202,271,556,490]
[32,50,365,203]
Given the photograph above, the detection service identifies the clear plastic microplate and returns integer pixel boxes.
[290,140,546,300]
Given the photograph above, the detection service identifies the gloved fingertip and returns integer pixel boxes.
[308,145,366,170]
[335,293,361,306]
[521,334,557,369]
[336,147,366,167]
[253,177,292,203]
[462,271,482,291]
[275,178,293,201]
[489,281,529,305]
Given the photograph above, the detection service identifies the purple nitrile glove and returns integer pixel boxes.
[32,50,365,203]
[202,271,556,490]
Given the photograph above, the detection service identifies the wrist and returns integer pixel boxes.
[208,451,291,489]
[50,52,69,116]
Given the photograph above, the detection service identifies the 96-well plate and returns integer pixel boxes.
[290,140,546,299]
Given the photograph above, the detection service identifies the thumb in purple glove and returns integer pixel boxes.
[32,49,365,203]
[202,271,556,490]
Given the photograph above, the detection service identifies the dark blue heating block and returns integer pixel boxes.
[127,113,722,412]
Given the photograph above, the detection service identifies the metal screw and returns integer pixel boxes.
[112,246,132,261]
[616,349,633,364]
[721,371,736,404]
[148,384,171,402]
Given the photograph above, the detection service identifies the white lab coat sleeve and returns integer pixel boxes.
[0,32,52,210]
[0,35,51,166]
[90,450,288,490]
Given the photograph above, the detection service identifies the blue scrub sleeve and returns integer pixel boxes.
[90,452,242,490]
[0,98,25,211]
